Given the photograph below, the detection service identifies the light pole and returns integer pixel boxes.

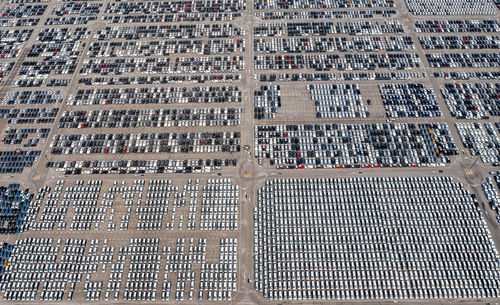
[15,149,39,190]
[466,155,480,175]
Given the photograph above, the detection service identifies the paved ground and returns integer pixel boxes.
[0,0,499,303]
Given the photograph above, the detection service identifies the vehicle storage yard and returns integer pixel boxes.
[0,0,499,303]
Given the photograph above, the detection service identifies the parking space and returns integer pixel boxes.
[0,184,33,234]
[0,90,59,149]
[0,150,39,174]
[405,0,497,15]
[254,85,280,119]
[455,122,500,163]
[0,242,13,275]
[0,3,46,19]
[255,36,414,53]
[418,35,500,50]
[255,9,397,20]
[309,84,369,119]
[441,83,500,119]
[0,62,14,86]
[0,0,248,180]
[67,86,242,106]
[2,90,63,106]
[49,131,241,155]
[45,158,237,175]
[255,123,457,168]
[57,108,242,129]
[415,19,500,33]
[378,83,441,118]
[256,71,426,82]
[0,0,498,303]
[483,171,500,221]
[0,178,239,301]
[434,71,500,80]
[254,0,394,10]
[0,235,238,301]
[255,177,500,300]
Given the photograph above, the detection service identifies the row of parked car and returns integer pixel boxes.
[1,237,107,301]
[49,131,241,155]
[254,21,404,37]
[1,237,60,301]
[79,73,241,86]
[405,0,497,16]
[254,0,393,10]
[455,122,500,164]
[46,79,70,87]
[94,24,244,40]
[28,41,82,59]
[79,56,245,75]
[27,28,88,58]
[426,52,500,68]
[0,4,46,18]
[88,39,245,57]
[46,158,237,175]
[378,83,441,118]
[254,53,420,71]
[254,85,280,119]
[258,71,425,82]
[102,12,241,24]
[0,62,14,84]
[0,18,39,27]
[255,177,500,300]
[434,71,500,80]
[161,237,236,301]
[254,36,414,54]
[0,150,40,174]
[2,90,63,105]
[309,83,368,119]
[0,42,23,59]
[0,28,32,43]
[418,35,500,50]
[494,0,500,9]
[57,108,242,129]
[254,123,457,168]
[255,9,397,20]
[2,127,50,147]
[441,82,500,119]
[51,1,101,16]
[68,86,241,106]
[200,180,239,231]
[415,19,500,33]
[37,27,88,43]
[482,172,500,220]
[104,0,246,14]
[0,107,58,122]
[18,57,78,81]
[26,178,237,233]
[0,184,33,234]
[45,16,96,26]
[122,238,159,301]
[0,242,13,275]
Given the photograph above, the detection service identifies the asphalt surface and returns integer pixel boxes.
[0,0,499,304]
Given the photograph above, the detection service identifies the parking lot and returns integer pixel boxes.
[255,177,500,300]
[0,0,498,303]
[1,178,239,301]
